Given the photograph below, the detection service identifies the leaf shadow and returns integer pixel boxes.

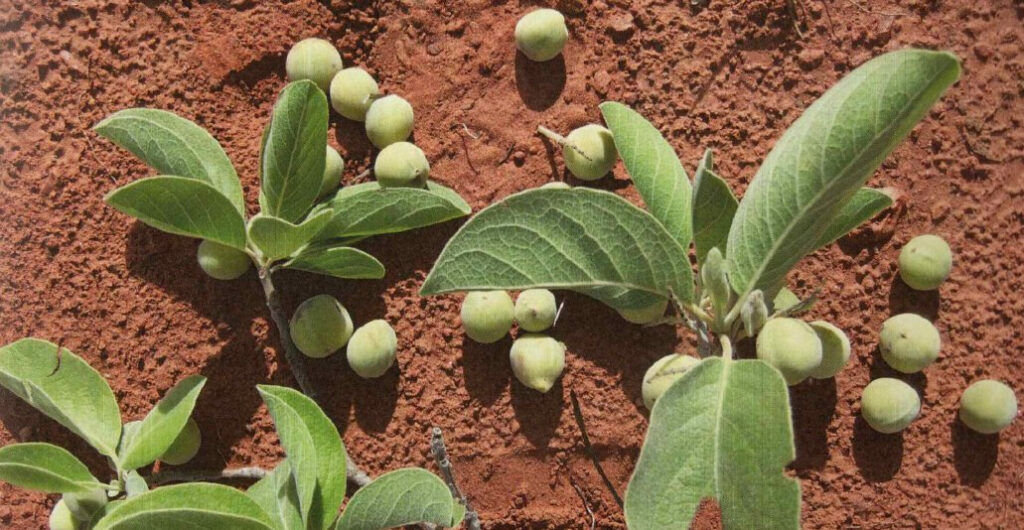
[514,52,566,111]
[789,377,838,470]
[951,416,999,486]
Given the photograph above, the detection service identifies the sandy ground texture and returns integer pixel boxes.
[1,0,1023,528]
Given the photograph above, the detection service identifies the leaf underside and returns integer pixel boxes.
[334,468,458,530]
[624,358,799,530]
[692,149,739,265]
[0,443,102,494]
[118,375,207,471]
[814,187,894,249]
[249,211,334,263]
[283,246,385,280]
[92,482,276,530]
[246,461,305,530]
[314,181,471,242]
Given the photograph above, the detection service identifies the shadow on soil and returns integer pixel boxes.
[789,377,838,470]
[887,276,941,319]
[461,337,513,406]
[515,52,565,111]
[852,415,905,482]
[951,418,999,485]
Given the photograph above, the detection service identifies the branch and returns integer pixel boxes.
[147,466,268,486]
[431,427,481,530]
[569,390,623,509]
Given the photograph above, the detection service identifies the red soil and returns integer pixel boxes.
[1,0,1022,528]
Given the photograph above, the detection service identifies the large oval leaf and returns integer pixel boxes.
[259,80,329,223]
[0,443,103,494]
[334,468,458,530]
[691,150,738,265]
[246,461,304,530]
[258,385,346,530]
[105,176,247,250]
[421,187,694,308]
[625,358,799,529]
[814,187,894,249]
[94,108,245,214]
[600,102,692,249]
[282,246,385,280]
[0,339,121,458]
[92,483,276,530]
[248,211,334,263]
[118,375,207,471]
[314,182,471,242]
[726,49,960,299]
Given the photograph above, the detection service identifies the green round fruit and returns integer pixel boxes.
[285,38,343,93]
[365,95,414,149]
[509,333,566,393]
[374,141,430,188]
[808,321,851,379]
[320,146,345,198]
[959,379,1018,434]
[563,124,617,181]
[63,487,107,522]
[861,378,920,433]
[460,290,514,344]
[617,298,668,325]
[290,294,354,358]
[49,499,78,530]
[642,354,700,411]
[196,240,250,280]
[756,318,823,386]
[329,67,380,121]
[514,289,557,332]
[879,313,940,373]
[541,182,570,189]
[898,234,952,291]
[346,319,398,378]
[515,8,569,62]
[160,418,201,465]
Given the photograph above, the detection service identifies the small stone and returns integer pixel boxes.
[797,48,825,70]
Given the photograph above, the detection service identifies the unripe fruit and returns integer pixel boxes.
[808,321,851,379]
[756,318,823,386]
[772,287,800,313]
[320,146,345,198]
[898,234,952,291]
[49,499,78,530]
[959,379,1018,434]
[197,240,251,280]
[365,95,414,149]
[63,488,107,522]
[515,289,557,332]
[461,290,514,344]
[290,294,354,358]
[159,417,201,465]
[541,182,570,189]
[861,378,920,433]
[509,333,566,393]
[286,38,343,93]
[329,67,380,121]
[642,354,700,410]
[374,142,430,188]
[346,319,398,378]
[617,298,668,325]
[563,124,617,181]
[879,313,940,373]
[515,9,568,62]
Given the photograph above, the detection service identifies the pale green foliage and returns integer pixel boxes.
[879,313,941,373]
[334,468,463,530]
[284,246,385,280]
[290,295,354,358]
[329,67,379,121]
[514,8,568,62]
[691,150,737,264]
[374,141,430,188]
[898,234,952,290]
[49,498,78,530]
[346,320,398,378]
[64,488,109,521]
[197,240,251,280]
[959,380,1017,434]
[365,95,414,148]
[460,290,514,344]
[0,443,104,494]
[314,182,470,242]
[815,188,894,249]
[92,483,277,530]
[247,212,333,263]
[120,376,206,470]
[861,378,920,434]
[514,289,557,332]
[509,334,566,393]
[286,38,343,93]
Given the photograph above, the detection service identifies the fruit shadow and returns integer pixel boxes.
[950,417,998,485]
[887,276,941,319]
[515,52,566,111]
[851,415,905,482]
[461,336,513,407]
[789,377,838,470]
[510,377,565,448]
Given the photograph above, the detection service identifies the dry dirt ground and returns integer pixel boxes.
[1,0,1023,528]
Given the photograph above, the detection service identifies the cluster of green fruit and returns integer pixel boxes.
[286,37,430,189]
[461,289,565,393]
[288,294,398,379]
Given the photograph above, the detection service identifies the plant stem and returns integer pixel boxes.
[569,390,624,509]
[719,335,734,361]
[430,427,481,530]
[146,466,268,486]
[536,125,593,161]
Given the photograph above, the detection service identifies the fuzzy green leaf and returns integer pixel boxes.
[259,81,329,223]
[726,49,960,300]
[0,339,121,458]
[258,385,346,530]
[814,188,894,249]
[249,211,333,263]
[92,483,276,530]
[0,443,103,494]
[105,176,247,250]
[625,358,799,530]
[314,182,471,242]
[600,102,693,249]
[118,375,207,471]
[283,246,385,280]
[334,468,458,530]
[692,150,738,265]
[421,187,693,309]
[94,109,245,214]
[246,461,304,530]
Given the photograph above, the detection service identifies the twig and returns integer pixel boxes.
[430,427,481,530]
[346,454,373,489]
[460,123,480,140]
[786,0,806,38]
[147,466,268,486]
[552,299,566,327]
[569,390,623,509]
[568,473,596,530]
